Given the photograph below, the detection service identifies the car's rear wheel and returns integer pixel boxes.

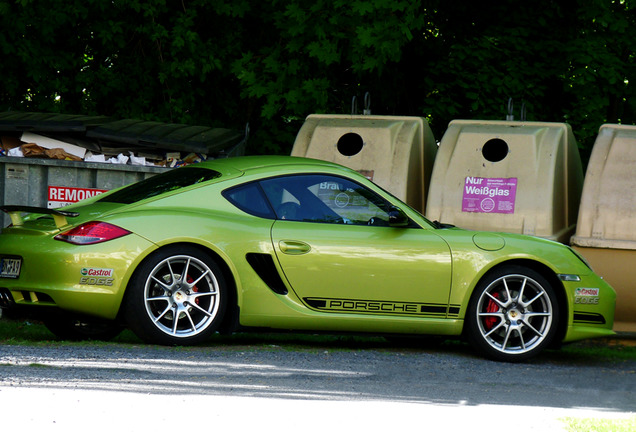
[466,265,559,362]
[125,246,227,345]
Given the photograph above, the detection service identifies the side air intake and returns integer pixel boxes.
[246,253,288,295]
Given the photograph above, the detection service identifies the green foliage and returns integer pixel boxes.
[561,415,636,432]
[0,0,635,156]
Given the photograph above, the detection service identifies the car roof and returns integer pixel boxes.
[195,155,354,175]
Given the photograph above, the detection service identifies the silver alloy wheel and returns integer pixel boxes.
[143,254,221,338]
[475,273,553,355]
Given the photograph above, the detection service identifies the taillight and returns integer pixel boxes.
[54,222,131,245]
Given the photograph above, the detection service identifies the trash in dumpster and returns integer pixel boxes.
[21,132,87,159]
[17,142,82,161]
[0,111,247,166]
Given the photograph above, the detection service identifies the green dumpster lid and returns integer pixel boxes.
[0,111,245,156]
[0,112,111,132]
[87,119,244,155]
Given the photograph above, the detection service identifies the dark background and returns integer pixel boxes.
[1,0,632,163]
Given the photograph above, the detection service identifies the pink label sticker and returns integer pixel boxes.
[462,177,517,214]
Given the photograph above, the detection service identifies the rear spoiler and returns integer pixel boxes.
[1,206,79,229]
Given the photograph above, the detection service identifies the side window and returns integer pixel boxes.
[223,183,275,219]
[260,174,392,225]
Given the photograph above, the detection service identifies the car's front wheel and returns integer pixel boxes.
[125,246,227,345]
[466,265,559,362]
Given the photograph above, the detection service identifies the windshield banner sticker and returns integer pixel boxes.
[462,177,518,214]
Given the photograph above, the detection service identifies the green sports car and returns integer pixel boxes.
[0,156,615,361]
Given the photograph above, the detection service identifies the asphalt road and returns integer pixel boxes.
[0,338,634,431]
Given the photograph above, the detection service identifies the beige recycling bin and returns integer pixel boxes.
[291,114,437,213]
[571,124,636,331]
[426,120,584,243]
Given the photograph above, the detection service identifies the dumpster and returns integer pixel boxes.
[426,120,584,243]
[291,114,437,213]
[570,124,636,331]
[0,111,246,226]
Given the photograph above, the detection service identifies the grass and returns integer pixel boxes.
[561,415,636,432]
[547,335,636,362]
[0,316,142,346]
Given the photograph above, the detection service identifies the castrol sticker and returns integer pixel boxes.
[79,268,115,286]
[81,268,114,277]
[574,288,600,304]
[575,288,599,297]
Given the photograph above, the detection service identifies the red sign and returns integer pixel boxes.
[48,186,108,209]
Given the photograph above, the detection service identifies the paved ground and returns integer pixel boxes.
[0,337,634,431]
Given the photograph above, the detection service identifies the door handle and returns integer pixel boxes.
[279,240,311,255]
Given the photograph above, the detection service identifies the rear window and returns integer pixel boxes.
[99,167,221,204]
[223,182,275,219]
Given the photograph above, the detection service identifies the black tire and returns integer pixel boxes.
[124,246,227,345]
[465,265,559,362]
[43,313,123,341]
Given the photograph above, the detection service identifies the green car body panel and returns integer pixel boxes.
[0,156,615,360]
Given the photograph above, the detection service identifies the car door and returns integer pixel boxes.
[262,174,453,318]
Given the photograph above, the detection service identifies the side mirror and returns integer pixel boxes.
[388,206,409,227]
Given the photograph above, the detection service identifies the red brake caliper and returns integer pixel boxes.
[187,276,200,305]
[484,292,500,330]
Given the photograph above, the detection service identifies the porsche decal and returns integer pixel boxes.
[304,297,450,317]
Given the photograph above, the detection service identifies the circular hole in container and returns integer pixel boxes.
[337,133,364,156]
[482,138,509,162]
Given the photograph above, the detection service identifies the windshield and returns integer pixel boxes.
[99,167,221,204]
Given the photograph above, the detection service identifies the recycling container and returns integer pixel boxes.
[291,114,437,213]
[426,120,584,243]
[570,124,636,331]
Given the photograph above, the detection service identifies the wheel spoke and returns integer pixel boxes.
[191,291,217,300]
[502,277,512,302]
[485,291,506,308]
[520,291,545,309]
[501,325,514,350]
[166,260,177,283]
[521,319,545,337]
[188,300,215,317]
[518,328,527,350]
[478,311,503,318]
[171,310,180,335]
[182,258,192,283]
[517,277,527,303]
[152,304,173,323]
[484,319,506,338]
[525,311,551,318]
[183,309,197,331]
[189,270,211,288]
[147,294,170,302]
[150,275,171,291]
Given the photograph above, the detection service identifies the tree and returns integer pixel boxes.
[0,0,634,160]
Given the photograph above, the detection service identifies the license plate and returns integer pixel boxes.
[0,257,22,278]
